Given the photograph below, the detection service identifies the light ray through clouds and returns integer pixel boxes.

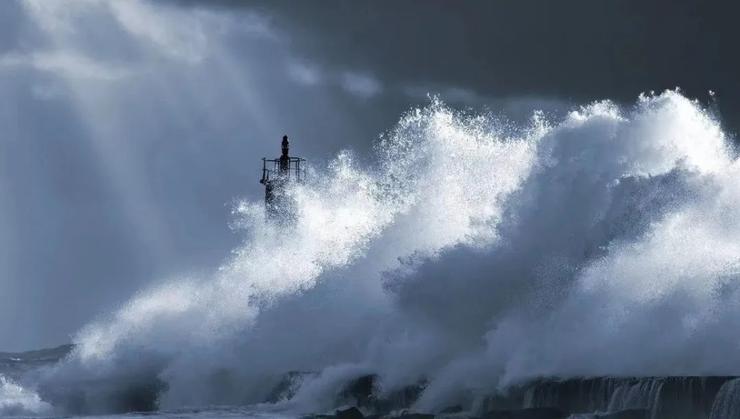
[20,0,178,263]
[0,86,19,340]
[15,0,283,265]
[0,0,326,350]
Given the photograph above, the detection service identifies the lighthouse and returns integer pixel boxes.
[260,135,306,219]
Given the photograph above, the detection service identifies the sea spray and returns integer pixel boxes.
[32,91,740,415]
[37,98,536,413]
[0,375,51,416]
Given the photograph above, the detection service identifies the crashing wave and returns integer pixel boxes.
[25,90,740,416]
[0,375,51,416]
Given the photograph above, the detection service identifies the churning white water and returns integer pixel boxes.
[0,375,51,416]
[20,90,739,416]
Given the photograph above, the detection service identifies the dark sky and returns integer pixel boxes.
[182,0,740,133]
[0,0,738,351]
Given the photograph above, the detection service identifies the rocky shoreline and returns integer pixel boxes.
[5,345,740,418]
[297,374,740,419]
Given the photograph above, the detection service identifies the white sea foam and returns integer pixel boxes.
[32,89,740,415]
[0,375,51,416]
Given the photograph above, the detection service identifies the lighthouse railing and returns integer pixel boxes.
[260,157,306,184]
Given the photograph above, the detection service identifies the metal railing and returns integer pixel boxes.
[260,157,306,184]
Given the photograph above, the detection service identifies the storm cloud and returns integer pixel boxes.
[171,0,740,134]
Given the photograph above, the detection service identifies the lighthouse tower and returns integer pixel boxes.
[260,135,306,219]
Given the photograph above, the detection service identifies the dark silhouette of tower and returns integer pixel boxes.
[260,135,306,219]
